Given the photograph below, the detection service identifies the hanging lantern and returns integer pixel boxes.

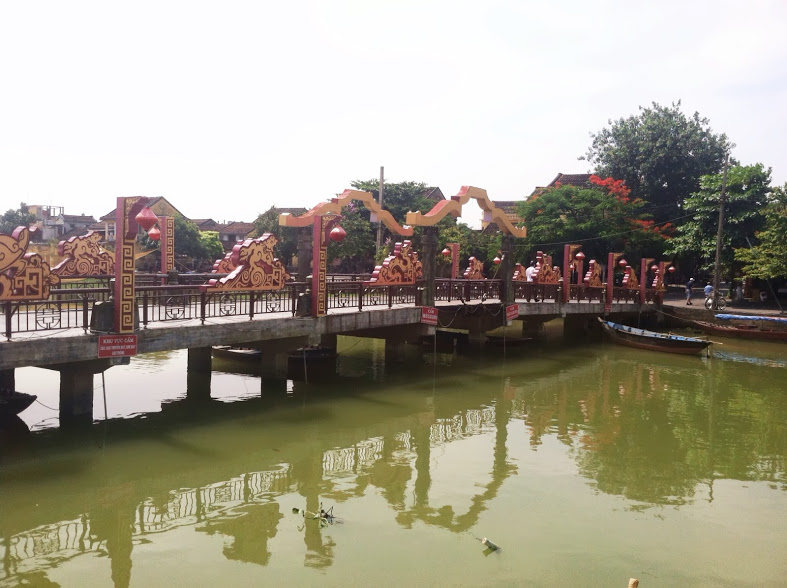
[135,206,159,231]
[442,247,451,257]
[148,226,161,241]
[575,251,585,260]
[668,265,676,273]
[650,264,659,272]
[618,258,627,267]
[493,256,501,265]
[329,225,346,243]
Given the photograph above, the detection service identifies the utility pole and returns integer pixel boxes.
[376,166,384,255]
[712,153,729,308]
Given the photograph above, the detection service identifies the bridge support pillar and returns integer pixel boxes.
[385,339,408,365]
[187,347,213,373]
[521,319,544,338]
[261,350,289,381]
[320,333,337,350]
[467,330,487,345]
[0,368,14,392]
[186,371,212,401]
[59,366,95,427]
[563,315,591,339]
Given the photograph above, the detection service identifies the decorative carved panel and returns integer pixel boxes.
[463,257,485,279]
[0,226,60,300]
[622,266,639,289]
[513,263,527,281]
[584,260,604,287]
[366,240,423,285]
[202,234,290,292]
[52,231,114,276]
[534,251,560,284]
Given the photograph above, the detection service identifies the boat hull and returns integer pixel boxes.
[0,391,37,417]
[693,321,787,341]
[600,319,711,355]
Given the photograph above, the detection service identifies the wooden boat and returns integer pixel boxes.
[211,346,262,361]
[599,318,711,355]
[693,314,787,342]
[0,391,37,417]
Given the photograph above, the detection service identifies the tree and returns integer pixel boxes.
[582,101,729,224]
[516,175,670,263]
[0,203,36,234]
[735,183,787,279]
[327,201,376,272]
[350,179,434,253]
[138,215,227,268]
[666,164,771,279]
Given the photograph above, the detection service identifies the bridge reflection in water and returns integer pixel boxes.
[1,334,785,587]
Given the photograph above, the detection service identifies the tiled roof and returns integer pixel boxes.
[218,222,255,236]
[547,173,592,187]
[62,214,96,223]
[420,187,445,202]
[492,200,521,214]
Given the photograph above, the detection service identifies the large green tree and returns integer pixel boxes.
[735,183,787,279]
[517,176,670,263]
[582,101,729,224]
[666,164,771,279]
[0,202,36,234]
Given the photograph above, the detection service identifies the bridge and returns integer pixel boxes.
[0,190,669,425]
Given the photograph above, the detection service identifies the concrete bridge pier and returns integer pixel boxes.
[53,359,117,427]
[563,315,592,340]
[384,339,409,365]
[521,319,545,339]
[186,347,213,401]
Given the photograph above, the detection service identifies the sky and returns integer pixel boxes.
[1,0,786,228]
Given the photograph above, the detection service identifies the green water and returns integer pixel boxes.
[2,326,785,587]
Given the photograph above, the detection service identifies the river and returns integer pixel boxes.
[1,323,785,587]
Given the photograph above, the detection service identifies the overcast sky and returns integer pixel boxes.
[2,0,785,227]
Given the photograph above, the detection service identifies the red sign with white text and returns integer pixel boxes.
[506,304,519,321]
[98,334,138,358]
[421,306,439,325]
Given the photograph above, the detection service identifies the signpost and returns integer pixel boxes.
[420,306,438,325]
[98,334,138,358]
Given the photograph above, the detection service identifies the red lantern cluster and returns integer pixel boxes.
[135,206,161,241]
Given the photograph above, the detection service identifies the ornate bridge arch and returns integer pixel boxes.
[405,185,526,238]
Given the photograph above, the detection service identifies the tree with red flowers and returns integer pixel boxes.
[517,176,671,261]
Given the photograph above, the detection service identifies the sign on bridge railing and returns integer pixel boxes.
[98,334,138,358]
[420,306,438,325]
[505,304,519,321]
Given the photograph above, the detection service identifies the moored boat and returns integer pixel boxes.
[599,318,711,355]
[0,391,37,417]
[693,314,787,342]
[211,346,262,361]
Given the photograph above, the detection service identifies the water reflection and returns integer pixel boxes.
[1,337,785,586]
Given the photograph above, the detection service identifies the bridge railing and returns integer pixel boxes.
[435,279,503,302]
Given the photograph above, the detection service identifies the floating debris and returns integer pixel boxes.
[480,537,500,551]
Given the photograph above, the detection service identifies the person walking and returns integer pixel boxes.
[685,278,695,304]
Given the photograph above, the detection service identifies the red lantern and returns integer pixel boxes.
[135,206,159,231]
[493,256,501,265]
[575,251,585,260]
[650,264,659,272]
[442,247,451,257]
[329,225,346,243]
[148,226,161,241]
[668,265,676,273]
[618,258,627,267]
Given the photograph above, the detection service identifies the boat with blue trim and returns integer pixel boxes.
[599,318,712,355]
